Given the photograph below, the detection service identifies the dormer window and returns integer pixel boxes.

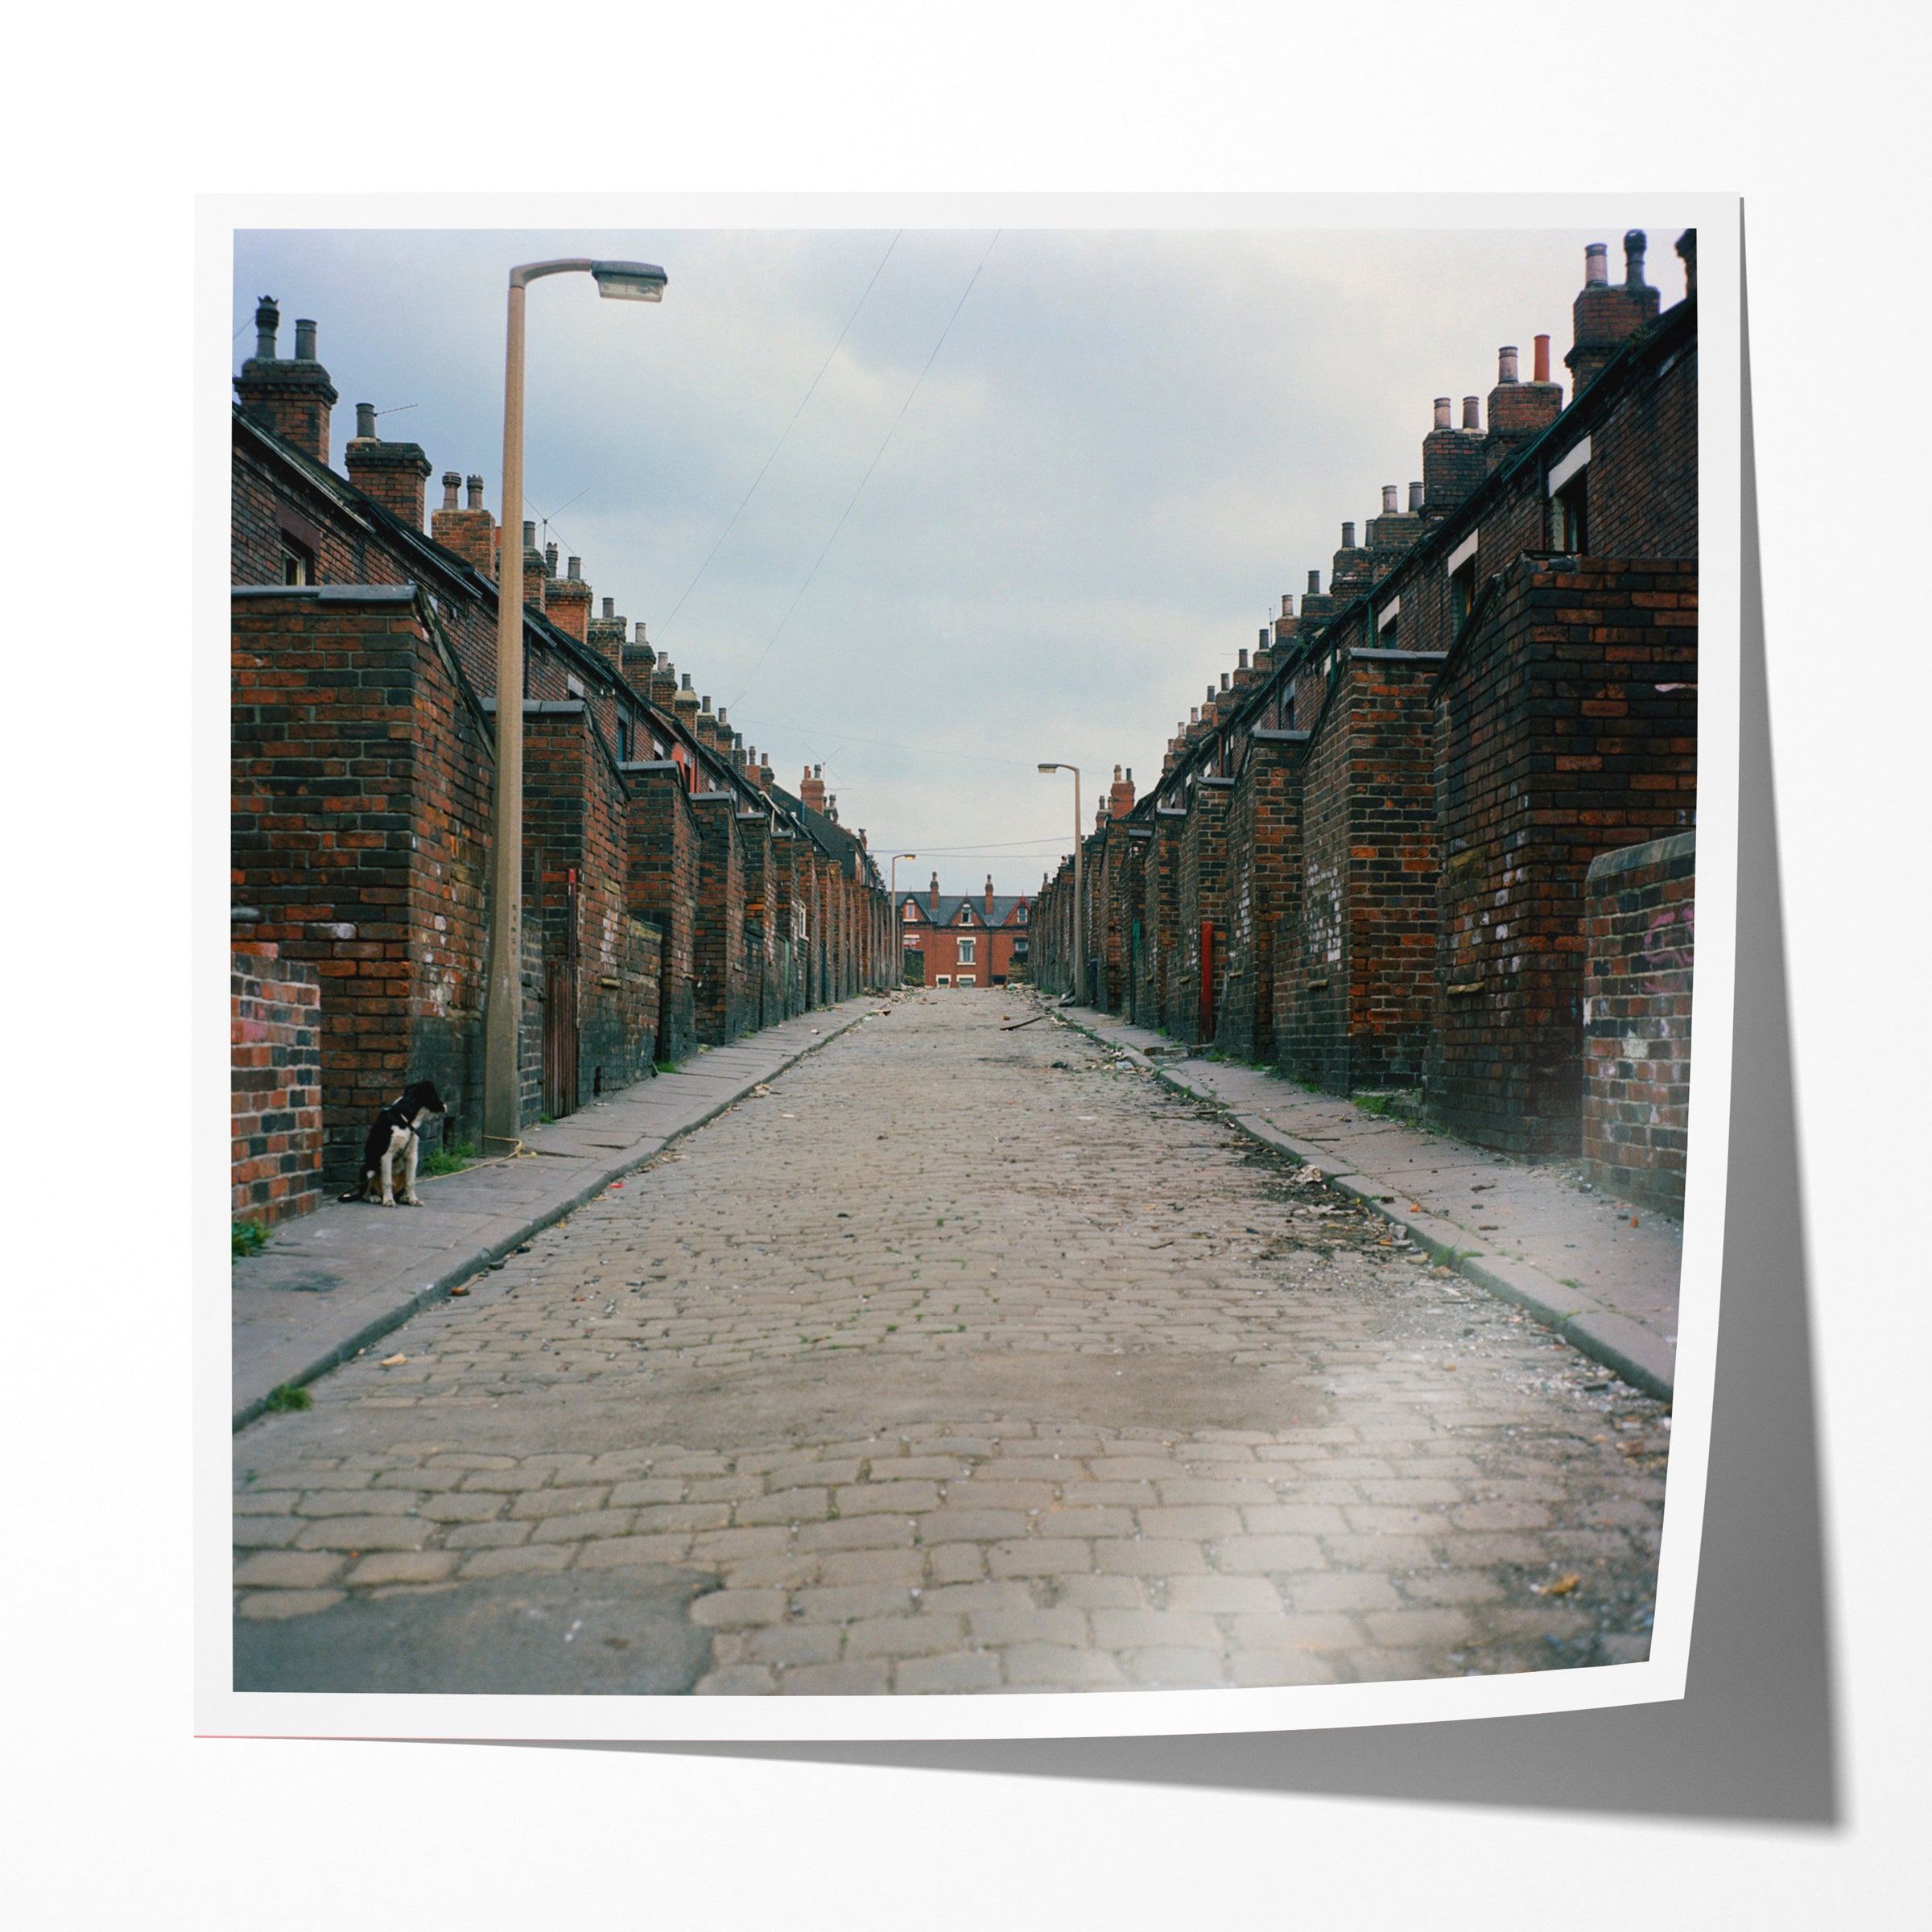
[904,902,919,923]
[957,907,972,925]
[1018,905,1028,923]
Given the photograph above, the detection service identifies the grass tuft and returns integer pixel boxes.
[232,1220,270,1260]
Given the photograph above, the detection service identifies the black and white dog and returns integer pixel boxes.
[339,1081,447,1208]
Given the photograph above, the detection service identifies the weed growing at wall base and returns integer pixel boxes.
[232,1221,270,1260]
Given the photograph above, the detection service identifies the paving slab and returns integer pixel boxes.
[1050,1002,1681,1402]
[231,1001,877,1426]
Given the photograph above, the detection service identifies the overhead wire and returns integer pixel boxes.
[729,230,1001,711]
[658,232,902,637]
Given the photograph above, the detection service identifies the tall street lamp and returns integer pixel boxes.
[888,853,916,989]
[1038,762,1083,1005]
[482,258,667,1153]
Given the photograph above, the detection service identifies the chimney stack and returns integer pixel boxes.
[801,764,828,814]
[673,672,700,732]
[1567,230,1660,396]
[586,594,626,673]
[985,873,996,914]
[1488,336,1564,461]
[233,297,338,465]
[345,400,432,532]
[545,554,592,642]
[929,870,939,911]
[1676,228,1697,299]
[433,472,496,575]
[650,652,677,711]
[622,617,658,692]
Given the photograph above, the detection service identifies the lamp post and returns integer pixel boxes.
[482,258,667,1153]
[1037,763,1083,1005]
[888,853,916,989]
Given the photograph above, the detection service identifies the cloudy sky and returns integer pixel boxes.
[233,217,1692,895]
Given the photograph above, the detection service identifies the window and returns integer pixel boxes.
[958,907,972,924]
[1449,558,1477,631]
[936,975,952,986]
[617,719,632,762]
[904,902,919,923]
[1547,438,1590,555]
[1017,904,1027,923]
[1551,469,1588,554]
[957,939,976,964]
[280,539,312,585]
[956,975,976,986]
[1376,593,1399,646]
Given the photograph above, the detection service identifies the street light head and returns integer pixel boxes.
[592,261,668,302]
[1038,763,1059,774]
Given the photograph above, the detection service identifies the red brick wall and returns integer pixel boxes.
[231,947,323,1226]
[1173,778,1232,1044]
[694,795,749,1043]
[1278,656,1351,1088]
[1583,832,1695,1213]
[624,765,700,1062]
[1220,730,1305,1065]
[1430,555,1698,1155]
[1138,815,1183,1026]
[232,588,495,1176]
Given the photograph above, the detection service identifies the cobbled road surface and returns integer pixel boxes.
[233,990,1669,1695]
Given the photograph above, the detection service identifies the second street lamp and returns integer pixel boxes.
[1038,762,1083,1005]
[482,258,667,1153]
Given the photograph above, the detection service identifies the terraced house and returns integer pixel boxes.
[1034,229,1699,1213]
[899,874,1032,987]
[230,302,892,1228]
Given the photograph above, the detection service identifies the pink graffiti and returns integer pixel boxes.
[1638,902,1694,994]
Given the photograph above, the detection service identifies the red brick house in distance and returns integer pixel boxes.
[902,876,1031,987]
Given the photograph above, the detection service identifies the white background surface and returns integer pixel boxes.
[9,4,1926,1924]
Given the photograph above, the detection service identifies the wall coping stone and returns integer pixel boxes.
[1586,829,1697,882]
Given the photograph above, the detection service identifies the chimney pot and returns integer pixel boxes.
[1125,767,1132,782]
[634,621,648,643]
[466,474,485,509]
[1624,229,1649,287]
[1408,480,1424,513]
[252,297,279,361]
[1307,568,1321,594]
[1238,648,1249,670]
[294,318,318,361]
[1190,706,1200,724]
[1341,522,1356,548]
[1114,764,1122,781]
[602,597,614,618]
[1282,593,1293,617]
[1364,519,1377,546]
[1498,345,1519,385]
[567,555,581,580]
[1462,394,1480,431]
[1676,228,1697,298]
[681,673,692,690]
[441,471,461,510]
[1533,334,1550,383]
[544,542,558,572]
[522,520,536,548]
[1585,243,1610,287]
[355,402,378,440]
[1381,484,1399,515]
[1433,397,1451,430]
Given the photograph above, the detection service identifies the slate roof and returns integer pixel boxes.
[899,894,1030,928]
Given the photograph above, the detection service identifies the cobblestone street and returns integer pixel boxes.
[233,991,1670,1695]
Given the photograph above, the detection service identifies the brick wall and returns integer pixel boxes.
[232,587,495,1176]
[1139,814,1182,1028]
[1220,730,1305,1065]
[1583,832,1695,1213]
[694,795,749,1043]
[624,763,700,1063]
[1172,778,1232,1044]
[1430,555,1698,1155]
[1278,657,1351,1089]
[231,946,323,1226]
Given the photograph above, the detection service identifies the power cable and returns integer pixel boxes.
[730,230,1001,710]
[658,232,902,636]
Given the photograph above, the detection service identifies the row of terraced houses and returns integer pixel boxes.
[231,303,894,1226]
[1031,230,1699,1214]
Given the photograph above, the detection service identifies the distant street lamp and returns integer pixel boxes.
[482,258,667,1152]
[1038,763,1083,1005]
[889,853,916,990]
